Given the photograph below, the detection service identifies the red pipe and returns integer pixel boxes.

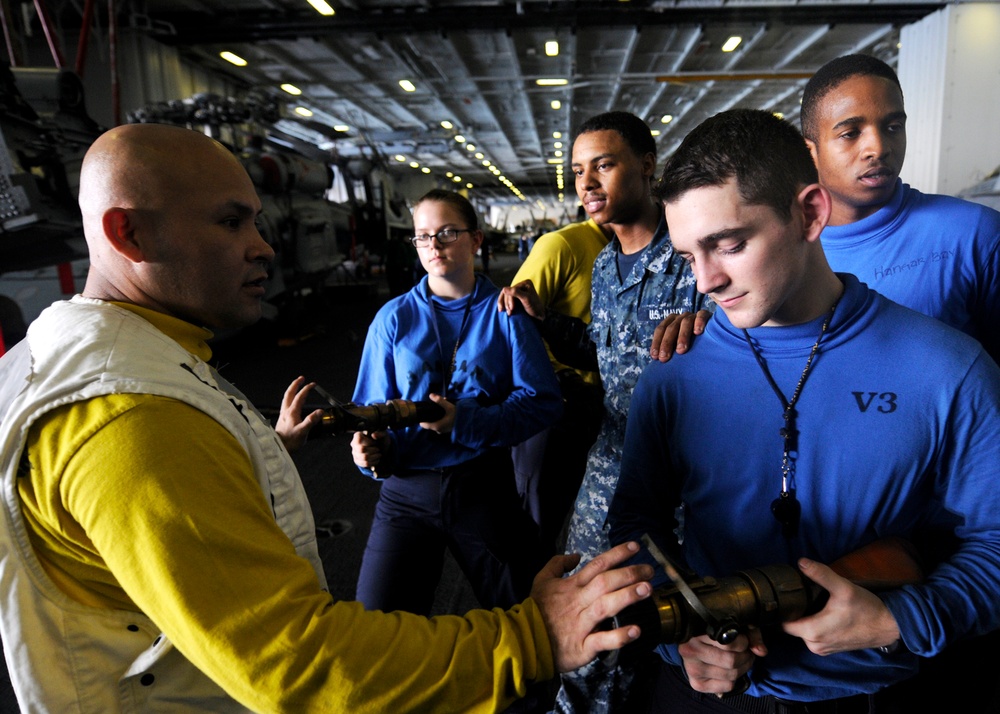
[57,262,75,294]
[75,0,95,77]
[32,0,65,68]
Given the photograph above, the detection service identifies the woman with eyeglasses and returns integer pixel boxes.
[350,189,563,616]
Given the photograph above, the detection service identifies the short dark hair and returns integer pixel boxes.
[413,189,478,230]
[800,54,902,141]
[654,109,817,221]
[576,111,656,161]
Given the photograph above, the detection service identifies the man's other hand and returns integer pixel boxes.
[649,309,712,362]
[782,558,901,655]
[679,628,767,695]
[531,542,653,672]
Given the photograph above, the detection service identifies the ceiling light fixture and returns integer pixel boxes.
[441,120,454,130]
[553,131,562,139]
[551,100,562,110]
[466,144,476,151]
[220,51,247,67]
[722,36,742,52]
[661,114,673,124]
[554,141,563,149]
[334,125,349,132]
[455,135,466,143]
[536,78,568,86]
[399,79,417,92]
[395,155,406,162]
[306,0,335,16]
[475,152,484,159]
[545,41,559,57]
[650,130,661,136]
[421,167,431,174]
[409,161,419,168]
[281,83,302,95]
[294,106,313,117]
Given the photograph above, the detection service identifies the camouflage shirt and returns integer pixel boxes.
[565,216,707,562]
[556,217,707,714]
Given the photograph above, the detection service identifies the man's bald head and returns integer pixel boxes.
[79,124,240,224]
[78,124,272,329]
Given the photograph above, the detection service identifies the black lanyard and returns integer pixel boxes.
[428,281,476,399]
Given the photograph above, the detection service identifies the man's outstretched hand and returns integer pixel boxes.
[275,376,325,451]
[531,542,654,672]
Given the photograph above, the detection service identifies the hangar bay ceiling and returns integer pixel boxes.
[65,1,947,204]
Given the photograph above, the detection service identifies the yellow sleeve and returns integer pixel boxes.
[513,230,579,313]
[25,396,554,713]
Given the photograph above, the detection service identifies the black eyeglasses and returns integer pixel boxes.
[410,228,472,247]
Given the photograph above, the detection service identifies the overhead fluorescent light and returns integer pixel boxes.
[334,125,349,132]
[307,0,335,16]
[650,130,661,136]
[475,152,484,159]
[547,158,563,164]
[545,41,559,57]
[455,135,466,143]
[409,161,419,168]
[220,51,247,67]
[661,114,673,124]
[722,36,742,52]
[466,144,476,151]
[421,167,431,174]
[281,83,302,95]
[536,78,568,86]
[399,79,416,92]
[294,106,313,117]
[441,120,454,129]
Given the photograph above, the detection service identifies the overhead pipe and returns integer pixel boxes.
[0,0,18,67]
[656,71,814,83]
[32,0,65,68]
[74,0,95,77]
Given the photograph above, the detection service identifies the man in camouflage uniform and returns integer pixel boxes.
[499,111,708,712]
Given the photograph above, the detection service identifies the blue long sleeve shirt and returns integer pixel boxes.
[610,274,1000,701]
[821,180,1000,363]
[352,274,563,475]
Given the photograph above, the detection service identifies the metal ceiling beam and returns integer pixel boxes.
[142,4,944,45]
